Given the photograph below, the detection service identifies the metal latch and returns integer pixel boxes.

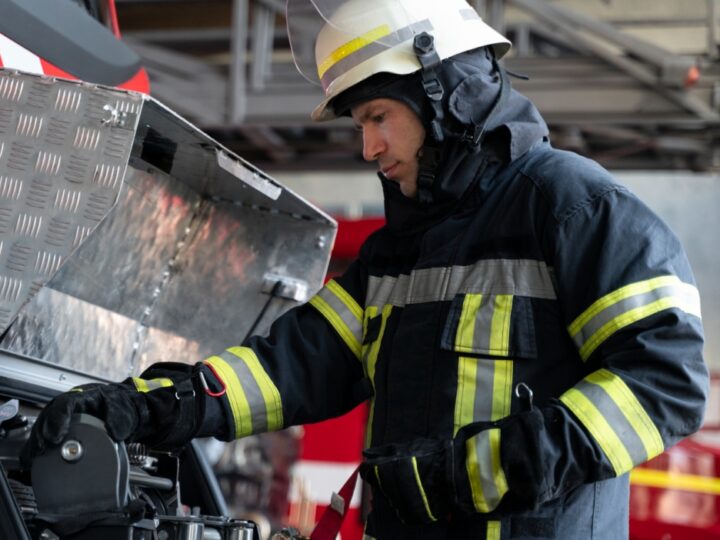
[262,274,308,302]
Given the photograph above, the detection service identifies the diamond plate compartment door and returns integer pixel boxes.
[0,70,337,384]
[0,71,141,335]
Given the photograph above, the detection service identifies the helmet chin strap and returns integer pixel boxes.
[413,32,444,204]
[412,35,510,204]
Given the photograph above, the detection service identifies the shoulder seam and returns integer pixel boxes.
[520,169,628,225]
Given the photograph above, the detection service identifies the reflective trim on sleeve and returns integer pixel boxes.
[560,368,664,476]
[410,456,438,522]
[204,347,283,437]
[132,377,173,393]
[309,279,363,359]
[487,521,501,540]
[366,259,556,308]
[466,428,508,513]
[569,276,701,361]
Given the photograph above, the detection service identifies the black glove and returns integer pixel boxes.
[21,362,212,467]
[361,409,566,525]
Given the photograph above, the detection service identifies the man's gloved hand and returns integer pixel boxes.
[21,362,210,467]
[360,410,558,525]
[360,437,453,524]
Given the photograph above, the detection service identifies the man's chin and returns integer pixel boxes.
[399,182,418,199]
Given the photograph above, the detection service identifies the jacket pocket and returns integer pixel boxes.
[440,293,537,360]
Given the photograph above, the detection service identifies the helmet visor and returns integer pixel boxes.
[286,0,420,88]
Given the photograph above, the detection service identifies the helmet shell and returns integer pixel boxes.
[311,0,511,121]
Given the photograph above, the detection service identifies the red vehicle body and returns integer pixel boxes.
[0,0,149,94]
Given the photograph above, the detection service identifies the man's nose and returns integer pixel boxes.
[362,128,385,162]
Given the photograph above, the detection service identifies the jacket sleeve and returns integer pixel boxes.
[458,182,708,514]
[200,258,371,440]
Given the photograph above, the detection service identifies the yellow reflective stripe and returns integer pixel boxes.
[327,280,363,322]
[487,521,501,540]
[363,305,392,386]
[363,304,392,448]
[570,276,679,334]
[227,346,283,432]
[455,293,512,510]
[631,468,720,495]
[492,360,513,421]
[317,24,392,79]
[489,428,508,502]
[580,296,696,360]
[132,377,173,393]
[489,295,513,355]
[410,456,438,522]
[456,293,483,351]
[132,378,149,392]
[466,429,507,512]
[373,465,383,492]
[586,369,663,462]
[466,435,488,511]
[310,280,363,360]
[454,356,478,436]
[205,355,253,437]
[365,401,376,449]
[569,276,701,361]
[560,388,634,474]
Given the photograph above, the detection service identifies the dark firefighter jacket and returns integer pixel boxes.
[190,138,708,539]
[184,54,707,539]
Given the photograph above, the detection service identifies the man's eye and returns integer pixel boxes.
[372,114,385,124]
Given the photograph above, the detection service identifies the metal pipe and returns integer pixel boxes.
[523,17,719,121]
[129,470,175,491]
[709,0,720,60]
[251,4,274,91]
[229,0,249,124]
[510,0,686,72]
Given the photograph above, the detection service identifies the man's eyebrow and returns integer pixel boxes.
[353,105,381,127]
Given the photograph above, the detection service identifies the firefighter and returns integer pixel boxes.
[25,0,707,538]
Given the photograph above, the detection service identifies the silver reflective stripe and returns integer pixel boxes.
[572,281,699,352]
[219,350,269,433]
[365,274,409,310]
[572,377,649,466]
[469,297,495,353]
[473,361,496,420]
[312,281,363,358]
[470,430,502,509]
[321,19,434,90]
[366,259,556,308]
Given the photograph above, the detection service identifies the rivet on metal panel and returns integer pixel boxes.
[101,104,128,128]
[316,235,327,249]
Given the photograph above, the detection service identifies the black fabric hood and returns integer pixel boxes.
[341,48,549,236]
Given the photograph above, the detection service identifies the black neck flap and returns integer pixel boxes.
[465,55,511,152]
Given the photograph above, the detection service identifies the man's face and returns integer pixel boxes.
[351,98,426,198]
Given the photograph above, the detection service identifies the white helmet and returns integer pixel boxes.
[286,0,511,121]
